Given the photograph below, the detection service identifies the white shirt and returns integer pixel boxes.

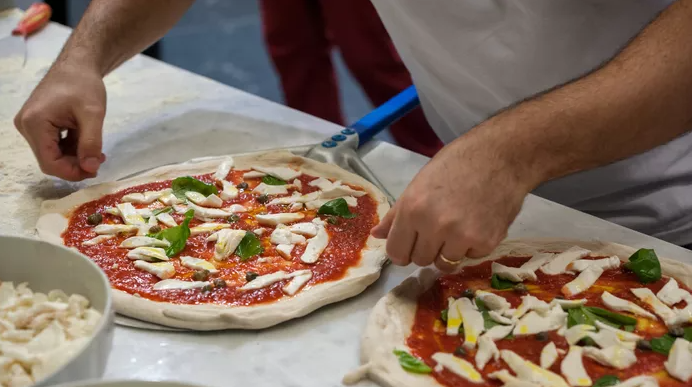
[370,0,692,245]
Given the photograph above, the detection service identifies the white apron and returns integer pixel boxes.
[369,0,692,245]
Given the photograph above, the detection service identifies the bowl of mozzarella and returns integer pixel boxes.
[0,235,114,387]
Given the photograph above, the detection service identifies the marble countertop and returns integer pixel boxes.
[1,9,691,387]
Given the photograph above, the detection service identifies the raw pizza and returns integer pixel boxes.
[351,240,692,387]
[37,151,388,330]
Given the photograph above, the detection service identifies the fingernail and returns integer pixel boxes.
[81,157,100,172]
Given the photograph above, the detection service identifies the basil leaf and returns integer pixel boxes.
[567,307,595,328]
[318,198,356,218]
[392,350,432,374]
[235,232,264,261]
[440,309,448,323]
[152,207,172,216]
[568,306,631,329]
[651,334,676,355]
[585,307,638,326]
[684,327,692,342]
[262,175,287,185]
[475,298,501,330]
[593,375,620,387]
[623,325,636,332]
[150,210,194,257]
[475,298,489,312]
[482,310,501,330]
[624,248,662,284]
[491,274,517,290]
[171,176,219,200]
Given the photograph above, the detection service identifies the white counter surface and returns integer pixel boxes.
[1,10,690,387]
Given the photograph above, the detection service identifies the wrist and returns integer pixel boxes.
[53,46,106,77]
[458,108,553,193]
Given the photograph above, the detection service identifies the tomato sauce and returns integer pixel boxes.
[407,256,692,386]
[63,170,379,306]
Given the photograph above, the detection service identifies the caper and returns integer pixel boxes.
[257,194,269,204]
[87,213,103,225]
[462,289,475,299]
[669,326,685,337]
[535,332,549,341]
[213,278,227,288]
[148,225,162,234]
[228,214,240,223]
[246,272,259,282]
[202,284,213,292]
[637,339,652,350]
[236,182,249,190]
[513,283,528,294]
[453,347,467,357]
[192,269,210,282]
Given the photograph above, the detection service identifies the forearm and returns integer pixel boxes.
[54,0,194,75]
[471,0,692,187]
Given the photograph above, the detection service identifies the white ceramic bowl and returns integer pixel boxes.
[0,235,114,386]
[52,381,206,387]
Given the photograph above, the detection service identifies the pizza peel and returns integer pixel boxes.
[115,86,421,330]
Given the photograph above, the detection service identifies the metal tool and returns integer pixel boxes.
[303,84,419,203]
[0,2,51,70]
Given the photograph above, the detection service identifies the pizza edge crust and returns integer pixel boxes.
[353,238,692,387]
[35,150,390,330]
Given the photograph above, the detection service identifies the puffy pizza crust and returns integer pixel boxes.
[349,239,692,387]
[36,150,389,330]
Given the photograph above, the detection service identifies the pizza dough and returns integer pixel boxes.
[36,150,389,330]
[349,239,692,387]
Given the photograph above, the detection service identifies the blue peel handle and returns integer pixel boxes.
[349,85,420,147]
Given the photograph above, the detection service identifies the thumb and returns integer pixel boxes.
[371,202,397,239]
[75,104,105,174]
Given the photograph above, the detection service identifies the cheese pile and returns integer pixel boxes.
[415,246,692,387]
[0,281,102,387]
[82,157,367,294]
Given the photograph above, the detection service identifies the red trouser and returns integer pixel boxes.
[259,0,443,157]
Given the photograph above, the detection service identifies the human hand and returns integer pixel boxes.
[371,131,539,271]
[15,62,107,181]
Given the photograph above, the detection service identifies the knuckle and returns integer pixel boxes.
[437,216,458,235]
[17,109,40,131]
[13,112,23,131]
[82,104,105,117]
[403,198,427,219]
[386,244,406,263]
[37,161,53,175]
[80,135,102,149]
